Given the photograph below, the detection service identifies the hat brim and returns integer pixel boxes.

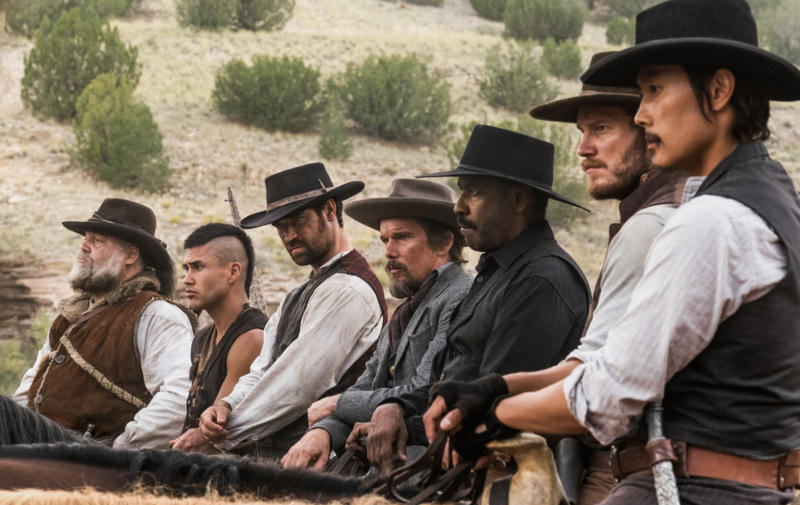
[240,181,365,229]
[345,197,458,232]
[529,91,641,123]
[419,166,590,212]
[581,38,800,101]
[62,220,173,274]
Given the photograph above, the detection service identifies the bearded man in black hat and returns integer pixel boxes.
[13,198,194,449]
[424,1,800,503]
[280,178,472,471]
[343,125,591,475]
[197,163,387,459]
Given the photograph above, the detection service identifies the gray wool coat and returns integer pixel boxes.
[313,262,472,451]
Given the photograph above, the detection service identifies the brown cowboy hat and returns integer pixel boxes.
[241,163,364,228]
[530,52,641,123]
[62,198,174,296]
[345,178,458,232]
[581,0,800,101]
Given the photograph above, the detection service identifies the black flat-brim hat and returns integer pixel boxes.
[530,51,641,123]
[581,0,800,101]
[241,162,364,228]
[345,178,458,232]
[62,198,173,279]
[420,125,589,212]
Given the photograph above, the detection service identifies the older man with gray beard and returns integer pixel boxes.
[13,198,194,449]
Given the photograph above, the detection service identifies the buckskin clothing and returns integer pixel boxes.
[14,272,193,449]
[393,220,591,418]
[217,249,385,452]
[182,305,268,431]
[565,143,798,502]
[314,262,472,452]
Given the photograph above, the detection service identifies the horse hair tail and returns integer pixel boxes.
[0,395,81,445]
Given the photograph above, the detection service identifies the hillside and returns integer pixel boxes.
[1,0,799,340]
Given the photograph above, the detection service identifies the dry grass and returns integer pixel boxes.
[1,0,799,305]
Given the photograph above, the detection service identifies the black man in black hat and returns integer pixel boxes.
[425,1,800,503]
[344,125,591,475]
[198,163,387,459]
[13,198,195,449]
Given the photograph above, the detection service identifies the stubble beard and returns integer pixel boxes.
[68,249,126,294]
[387,262,420,299]
[589,134,651,201]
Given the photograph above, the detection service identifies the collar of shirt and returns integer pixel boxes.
[477,220,554,273]
[682,176,707,203]
[434,261,454,276]
[309,249,352,279]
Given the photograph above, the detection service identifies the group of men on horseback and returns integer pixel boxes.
[4,0,800,504]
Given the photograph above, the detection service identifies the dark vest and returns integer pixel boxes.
[183,306,268,431]
[662,142,800,459]
[258,249,387,451]
[28,292,158,439]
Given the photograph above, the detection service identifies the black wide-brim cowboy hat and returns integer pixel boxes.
[581,0,800,101]
[241,162,364,228]
[421,125,590,212]
[63,198,174,293]
[531,52,641,123]
[345,178,458,232]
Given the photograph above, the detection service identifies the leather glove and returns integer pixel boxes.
[428,373,509,426]
[451,394,518,460]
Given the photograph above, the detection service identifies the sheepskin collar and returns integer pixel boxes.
[58,270,161,323]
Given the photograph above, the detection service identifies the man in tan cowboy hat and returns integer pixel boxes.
[198,163,387,459]
[280,178,473,471]
[344,125,592,475]
[426,1,800,503]
[13,198,194,449]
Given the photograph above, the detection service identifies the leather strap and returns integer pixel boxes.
[609,440,800,489]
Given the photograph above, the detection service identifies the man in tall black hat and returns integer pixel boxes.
[424,1,800,503]
[280,178,472,471]
[343,125,591,474]
[13,198,195,449]
[197,163,387,459]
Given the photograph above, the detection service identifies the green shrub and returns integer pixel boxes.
[73,74,170,192]
[503,0,586,42]
[405,0,444,6]
[469,0,506,21]
[541,38,582,79]
[318,95,353,161]
[0,308,51,397]
[479,42,557,112]
[213,55,323,132]
[333,54,451,143]
[21,7,140,120]
[233,0,295,30]
[6,0,137,37]
[759,0,800,65]
[602,0,657,18]
[605,14,634,45]
[176,0,234,29]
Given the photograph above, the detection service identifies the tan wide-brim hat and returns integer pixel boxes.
[345,178,458,232]
[530,51,641,123]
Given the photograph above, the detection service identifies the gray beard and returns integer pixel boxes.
[389,278,419,299]
[68,251,125,295]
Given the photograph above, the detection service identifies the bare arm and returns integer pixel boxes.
[504,360,580,395]
[216,328,264,402]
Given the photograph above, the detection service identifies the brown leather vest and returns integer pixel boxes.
[27,291,158,439]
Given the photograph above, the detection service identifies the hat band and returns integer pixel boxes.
[89,211,148,233]
[267,187,330,211]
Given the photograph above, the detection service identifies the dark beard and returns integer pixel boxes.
[590,133,651,201]
[386,262,420,298]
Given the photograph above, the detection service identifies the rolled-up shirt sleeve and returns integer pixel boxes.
[217,273,382,451]
[113,300,193,449]
[564,195,786,445]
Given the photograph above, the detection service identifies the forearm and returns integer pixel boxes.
[495,380,585,436]
[504,360,580,395]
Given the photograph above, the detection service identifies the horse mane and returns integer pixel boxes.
[0,443,372,501]
[0,395,81,445]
